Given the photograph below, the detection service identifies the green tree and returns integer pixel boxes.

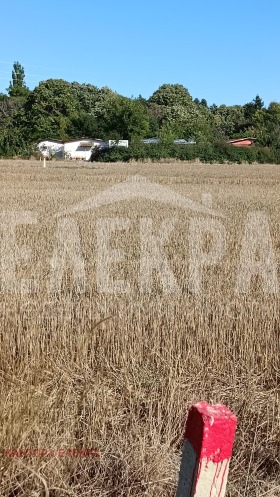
[244,95,264,122]
[67,112,100,138]
[159,121,177,144]
[7,62,29,98]
[97,95,150,140]
[148,84,213,141]
[254,102,280,147]
[200,98,208,108]
[0,91,28,156]
[71,82,100,114]
[211,104,247,139]
[253,95,264,110]
[23,79,81,141]
[149,84,193,107]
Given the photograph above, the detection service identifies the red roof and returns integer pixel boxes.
[228,137,256,144]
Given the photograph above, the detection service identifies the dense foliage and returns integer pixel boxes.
[1,62,280,162]
[92,141,280,164]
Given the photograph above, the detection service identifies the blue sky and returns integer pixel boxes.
[1,0,279,106]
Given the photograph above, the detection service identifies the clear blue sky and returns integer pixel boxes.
[1,0,279,106]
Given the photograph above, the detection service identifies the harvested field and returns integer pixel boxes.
[0,159,279,496]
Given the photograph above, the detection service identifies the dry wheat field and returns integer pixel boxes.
[0,159,279,497]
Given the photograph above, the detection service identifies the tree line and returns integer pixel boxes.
[1,62,280,161]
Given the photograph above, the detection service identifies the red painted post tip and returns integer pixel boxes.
[176,402,237,497]
[184,402,237,463]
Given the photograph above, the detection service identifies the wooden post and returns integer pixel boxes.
[176,402,237,497]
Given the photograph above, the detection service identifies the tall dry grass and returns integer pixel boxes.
[0,160,279,496]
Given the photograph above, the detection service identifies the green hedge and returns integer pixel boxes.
[91,142,280,164]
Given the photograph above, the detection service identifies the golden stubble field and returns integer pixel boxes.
[0,159,279,497]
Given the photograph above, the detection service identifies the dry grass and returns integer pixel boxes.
[0,159,279,497]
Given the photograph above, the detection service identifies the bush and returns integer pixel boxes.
[91,142,280,164]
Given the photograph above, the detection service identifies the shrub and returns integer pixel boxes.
[91,142,280,165]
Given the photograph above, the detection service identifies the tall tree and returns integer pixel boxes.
[148,84,212,141]
[200,98,208,108]
[7,62,29,98]
[254,102,280,147]
[211,104,247,139]
[98,96,150,140]
[244,95,264,122]
[149,84,193,107]
[253,94,264,110]
[23,79,81,140]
